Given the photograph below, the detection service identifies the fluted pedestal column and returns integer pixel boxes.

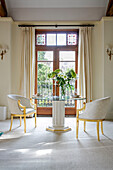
[46,101,71,132]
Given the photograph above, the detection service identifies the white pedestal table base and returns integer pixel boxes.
[46,101,71,132]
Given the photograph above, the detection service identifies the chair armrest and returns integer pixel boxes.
[30,98,37,110]
[76,102,86,118]
[18,100,26,114]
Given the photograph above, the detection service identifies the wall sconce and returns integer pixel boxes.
[0,45,9,60]
[106,45,113,60]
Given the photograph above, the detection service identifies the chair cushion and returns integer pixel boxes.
[21,108,35,114]
[26,108,35,114]
[79,113,101,120]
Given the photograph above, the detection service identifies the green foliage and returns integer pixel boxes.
[38,64,50,82]
[38,51,47,61]
[48,69,62,79]
[38,51,51,83]
[48,68,76,96]
[66,69,76,79]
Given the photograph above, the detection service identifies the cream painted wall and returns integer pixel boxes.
[92,21,104,100]
[11,23,21,95]
[0,19,22,118]
[92,17,113,119]
[0,19,12,118]
[104,18,113,119]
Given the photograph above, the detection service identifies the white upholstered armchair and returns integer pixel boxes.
[76,97,111,141]
[7,94,37,133]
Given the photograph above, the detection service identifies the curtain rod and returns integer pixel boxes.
[18,24,94,28]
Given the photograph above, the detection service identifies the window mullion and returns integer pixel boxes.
[53,48,59,96]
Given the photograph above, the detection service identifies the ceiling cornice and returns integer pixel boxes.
[101,16,113,21]
[0,17,13,22]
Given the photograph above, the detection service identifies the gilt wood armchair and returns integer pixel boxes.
[76,96,111,141]
[7,94,37,133]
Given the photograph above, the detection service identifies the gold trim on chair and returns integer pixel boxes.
[18,100,26,114]
[30,98,37,128]
[30,98,37,110]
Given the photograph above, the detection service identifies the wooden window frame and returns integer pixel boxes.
[35,29,79,116]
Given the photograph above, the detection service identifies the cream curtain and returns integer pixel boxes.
[77,27,92,105]
[19,27,35,98]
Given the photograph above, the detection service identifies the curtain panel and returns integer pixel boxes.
[77,27,92,105]
[19,27,35,98]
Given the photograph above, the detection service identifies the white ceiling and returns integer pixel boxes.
[5,0,109,21]
[6,0,108,8]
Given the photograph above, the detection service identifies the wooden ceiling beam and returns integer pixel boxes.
[0,0,7,17]
[106,0,113,16]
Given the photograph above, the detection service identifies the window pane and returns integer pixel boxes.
[57,34,66,46]
[38,62,53,82]
[59,62,75,72]
[68,34,77,45]
[37,62,53,107]
[38,51,53,61]
[36,34,45,45]
[47,34,56,46]
[59,51,75,61]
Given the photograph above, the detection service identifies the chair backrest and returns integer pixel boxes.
[7,94,31,108]
[81,97,111,120]
[7,95,22,114]
[7,94,31,114]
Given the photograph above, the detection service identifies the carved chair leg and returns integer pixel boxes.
[10,115,13,131]
[20,116,22,126]
[35,113,37,128]
[97,121,100,141]
[76,119,79,139]
[101,121,104,135]
[24,116,26,133]
[84,121,86,132]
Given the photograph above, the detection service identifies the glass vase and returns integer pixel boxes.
[61,86,65,99]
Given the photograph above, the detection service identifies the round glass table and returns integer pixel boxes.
[32,96,86,132]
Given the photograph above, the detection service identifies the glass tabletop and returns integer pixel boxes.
[32,95,86,101]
